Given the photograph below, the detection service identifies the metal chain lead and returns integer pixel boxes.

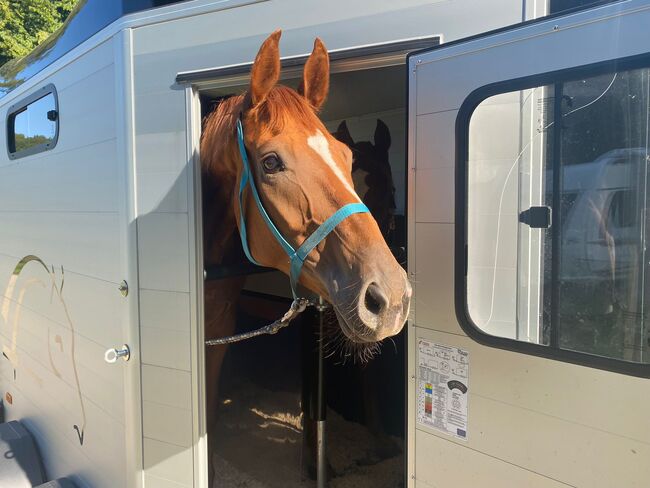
[205,297,312,346]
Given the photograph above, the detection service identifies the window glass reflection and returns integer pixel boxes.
[467,65,650,364]
[10,92,57,154]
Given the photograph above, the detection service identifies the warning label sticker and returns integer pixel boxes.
[416,340,469,440]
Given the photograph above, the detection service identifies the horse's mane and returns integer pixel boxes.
[201,85,322,176]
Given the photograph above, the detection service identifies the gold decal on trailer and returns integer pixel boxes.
[1,255,88,446]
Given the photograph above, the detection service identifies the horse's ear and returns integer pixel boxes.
[334,121,354,147]
[249,30,282,107]
[299,38,330,111]
[374,119,391,153]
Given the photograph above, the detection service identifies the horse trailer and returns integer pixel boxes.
[0,0,648,487]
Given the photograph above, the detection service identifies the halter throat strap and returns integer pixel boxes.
[235,117,369,297]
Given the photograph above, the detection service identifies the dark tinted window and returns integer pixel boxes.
[608,190,636,228]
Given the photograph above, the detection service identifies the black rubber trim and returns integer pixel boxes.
[6,83,59,160]
[176,37,441,84]
[549,83,563,350]
[453,52,650,378]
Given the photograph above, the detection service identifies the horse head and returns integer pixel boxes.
[201,31,411,343]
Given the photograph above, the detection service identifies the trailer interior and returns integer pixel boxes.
[199,60,408,487]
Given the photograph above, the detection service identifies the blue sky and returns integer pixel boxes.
[14,93,56,139]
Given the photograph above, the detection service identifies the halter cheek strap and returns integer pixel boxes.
[236,118,369,298]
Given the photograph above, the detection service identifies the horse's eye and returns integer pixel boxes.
[262,154,284,174]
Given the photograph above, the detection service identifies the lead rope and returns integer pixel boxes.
[205,297,312,346]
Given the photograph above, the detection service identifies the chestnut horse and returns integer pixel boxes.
[200,31,411,458]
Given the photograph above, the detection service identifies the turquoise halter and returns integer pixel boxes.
[236,118,369,298]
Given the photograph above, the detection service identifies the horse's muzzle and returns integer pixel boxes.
[334,265,411,343]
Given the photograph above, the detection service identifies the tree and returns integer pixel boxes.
[14,133,50,151]
[0,0,77,67]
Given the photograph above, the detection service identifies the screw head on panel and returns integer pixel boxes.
[118,280,129,297]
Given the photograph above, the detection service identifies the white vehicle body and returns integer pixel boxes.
[0,0,648,487]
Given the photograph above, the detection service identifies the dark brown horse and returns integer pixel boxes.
[334,119,397,239]
[330,118,406,442]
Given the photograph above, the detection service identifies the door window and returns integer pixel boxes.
[464,61,650,367]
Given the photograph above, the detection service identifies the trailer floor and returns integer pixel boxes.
[212,381,404,488]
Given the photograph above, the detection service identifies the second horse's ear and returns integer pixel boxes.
[334,121,355,147]
[374,119,391,153]
[299,38,330,111]
[249,30,282,107]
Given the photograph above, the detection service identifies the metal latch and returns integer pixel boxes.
[104,345,130,363]
[519,206,551,229]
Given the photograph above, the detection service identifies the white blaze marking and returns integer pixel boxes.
[308,131,361,202]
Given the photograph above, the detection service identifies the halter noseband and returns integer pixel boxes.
[236,118,369,298]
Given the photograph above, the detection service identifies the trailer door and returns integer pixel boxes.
[407,1,650,486]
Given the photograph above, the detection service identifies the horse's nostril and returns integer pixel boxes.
[364,282,389,316]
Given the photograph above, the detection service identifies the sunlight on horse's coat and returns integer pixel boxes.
[307,130,361,202]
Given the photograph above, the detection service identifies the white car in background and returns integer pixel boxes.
[558,148,647,314]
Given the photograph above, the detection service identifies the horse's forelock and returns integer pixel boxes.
[249,85,321,136]
[203,85,322,158]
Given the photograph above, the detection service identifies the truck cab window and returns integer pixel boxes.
[465,63,650,365]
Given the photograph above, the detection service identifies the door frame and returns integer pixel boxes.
[182,34,440,488]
